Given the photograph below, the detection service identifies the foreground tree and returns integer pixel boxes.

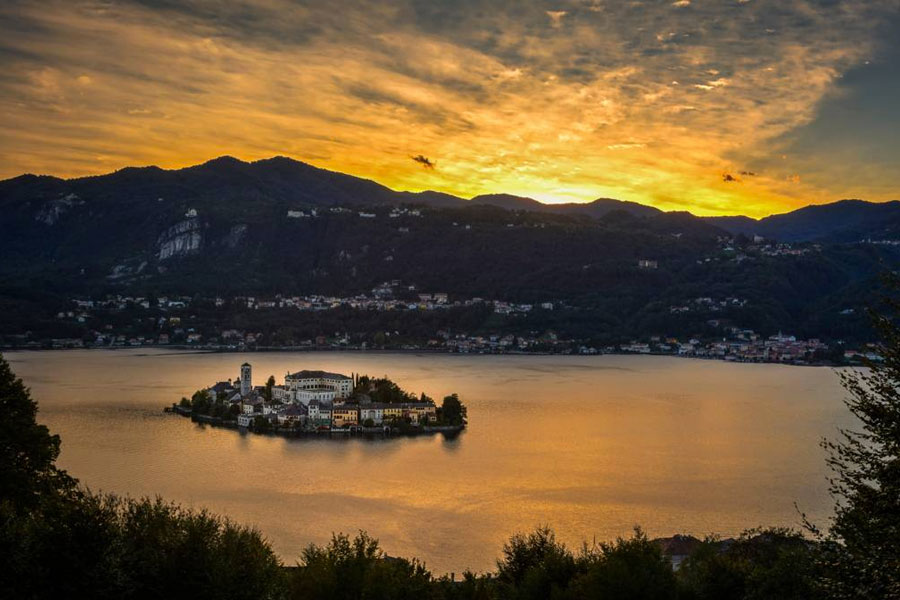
[811,274,900,598]
[0,353,74,508]
[496,526,577,599]
[288,531,433,600]
[0,353,285,599]
[570,528,677,600]
[678,528,819,600]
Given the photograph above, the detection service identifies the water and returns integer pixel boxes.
[5,349,854,574]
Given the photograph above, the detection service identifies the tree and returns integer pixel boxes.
[0,353,74,509]
[191,389,212,415]
[496,526,577,600]
[810,274,900,598]
[570,528,678,600]
[288,531,433,600]
[0,355,286,599]
[252,415,271,433]
[264,375,276,402]
[678,528,818,600]
[440,394,467,426]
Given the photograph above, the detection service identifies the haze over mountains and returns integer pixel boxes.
[3,155,899,243]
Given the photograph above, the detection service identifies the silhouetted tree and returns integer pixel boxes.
[570,528,677,600]
[810,273,900,598]
[496,526,577,600]
[439,394,467,426]
[288,531,432,600]
[678,528,819,600]
[265,375,276,402]
[0,353,74,508]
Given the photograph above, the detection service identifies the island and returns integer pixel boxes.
[167,363,467,437]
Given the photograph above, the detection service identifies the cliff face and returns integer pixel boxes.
[157,218,202,260]
[35,193,85,225]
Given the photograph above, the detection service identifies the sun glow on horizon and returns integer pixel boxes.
[1,1,898,218]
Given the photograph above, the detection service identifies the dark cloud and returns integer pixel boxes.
[722,173,739,182]
[412,154,435,169]
[739,170,757,176]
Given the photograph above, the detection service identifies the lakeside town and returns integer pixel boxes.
[170,364,467,436]
[3,281,880,365]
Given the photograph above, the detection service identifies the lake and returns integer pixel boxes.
[5,349,854,574]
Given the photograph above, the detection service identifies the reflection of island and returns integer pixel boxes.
[167,363,467,437]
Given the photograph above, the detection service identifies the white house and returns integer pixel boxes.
[359,404,385,425]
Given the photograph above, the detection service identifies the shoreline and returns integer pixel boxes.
[1,344,854,368]
[165,404,466,439]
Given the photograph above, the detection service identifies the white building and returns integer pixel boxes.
[295,387,337,405]
[285,370,353,401]
[359,404,385,425]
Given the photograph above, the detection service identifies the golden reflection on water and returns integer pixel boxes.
[6,349,852,574]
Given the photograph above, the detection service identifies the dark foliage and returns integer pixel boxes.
[0,353,284,599]
[0,353,74,508]
[809,273,900,598]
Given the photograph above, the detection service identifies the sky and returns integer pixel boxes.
[0,0,898,217]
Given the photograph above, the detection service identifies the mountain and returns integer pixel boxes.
[1,155,898,347]
[0,156,672,226]
[703,199,900,242]
[470,193,546,211]
[468,194,664,219]
[7,155,898,242]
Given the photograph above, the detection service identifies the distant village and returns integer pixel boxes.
[171,364,467,435]
[14,283,879,365]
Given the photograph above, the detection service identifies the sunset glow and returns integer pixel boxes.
[1,0,898,217]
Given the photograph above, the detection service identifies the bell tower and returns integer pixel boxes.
[240,362,252,396]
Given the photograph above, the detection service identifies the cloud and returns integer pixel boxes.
[607,143,646,150]
[0,0,896,216]
[722,173,740,183]
[411,154,435,169]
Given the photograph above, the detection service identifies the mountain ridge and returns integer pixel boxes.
[2,155,900,242]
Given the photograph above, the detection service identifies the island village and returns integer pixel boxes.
[170,363,466,435]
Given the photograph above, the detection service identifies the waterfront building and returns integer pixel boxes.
[277,403,308,426]
[383,405,404,422]
[359,403,386,425]
[308,399,332,426]
[332,405,359,427]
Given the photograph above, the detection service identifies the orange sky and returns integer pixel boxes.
[0,1,898,217]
